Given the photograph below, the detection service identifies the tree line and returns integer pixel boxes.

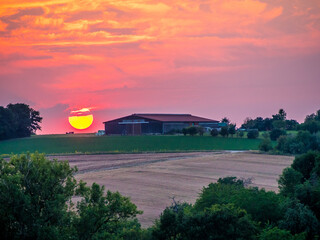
[0,103,42,140]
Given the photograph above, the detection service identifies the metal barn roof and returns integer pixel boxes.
[104,114,218,123]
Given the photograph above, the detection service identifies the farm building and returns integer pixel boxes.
[103,113,219,135]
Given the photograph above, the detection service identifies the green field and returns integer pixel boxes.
[0,134,262,155]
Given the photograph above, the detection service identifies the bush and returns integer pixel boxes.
[0,153,142,240]
[247,129,259,139]
[258,226,306,240]
[220,126,229,137]
[259,138,273,152]
[188,126,198,136]
[197,127,205,136]
[210,128,219,137]
[239,131,244,138]
[270,128,286,141]
[182,128,188,136]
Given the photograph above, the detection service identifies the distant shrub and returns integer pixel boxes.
[188,126,198,136]
[247,129,259,139]
[197,127,205,136]
[238,131,244,138]
[220,126,229,137]
[182,128,188,136]
[270,128,286,141]
[210,129,219,137]
[259,138,273,152]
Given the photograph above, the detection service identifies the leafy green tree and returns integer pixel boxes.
[278,200,319,240]
[153,203,258,240]
[259,138,273,152]
[247,129,259,139]
[238,130,244,138]
[210,128,219,137]
[278,167,303,197]
[0,153,142,240]
[294,180,320,221]
[182,128,188,136]
[7,103,42,138]
[75,183,142,240]
[187,126,198,136]
[0,106,14,140]
[273,109,287,121]
[270,128,286,141]
[197,126,205,136]
[219,126,229,137]
[194,179,284,226]
[221,117,230,125]
[228,123,236,137]
[292,151,319,180]
[258,226,306,240]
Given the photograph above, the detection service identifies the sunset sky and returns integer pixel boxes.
[0,0,319,134]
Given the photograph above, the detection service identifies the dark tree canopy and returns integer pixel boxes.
[0,103,42,140]
[0,153,142,240]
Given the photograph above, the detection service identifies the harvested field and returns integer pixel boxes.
[50,152,294,227]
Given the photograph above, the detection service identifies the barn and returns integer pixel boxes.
[103,113,219,135]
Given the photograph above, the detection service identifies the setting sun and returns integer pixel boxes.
[68,108,93,130]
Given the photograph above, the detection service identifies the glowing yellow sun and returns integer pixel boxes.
[68,108,93,130]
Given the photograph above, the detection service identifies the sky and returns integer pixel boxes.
[0,0,320,134]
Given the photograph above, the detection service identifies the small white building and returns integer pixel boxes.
[95,130,105,136]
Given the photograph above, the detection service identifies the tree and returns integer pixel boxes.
[197,126,205,136]
[220,126,229,137]
[194,178,284,226]
[278,200,319,239]
[273,109,287,121]
[188,126,198,136]
[153,203,258,240]
[238,130,244,138]
[210,128,219,137]
[182,128,188,136]
[258,227,306,240]
[259,138,273,152]
[221,117,230,125]
[0,153,142,240]
[0,103,42,140]
[228,123,236,137]
[270,128,286,141]
[247,129,259,139]
[278,168,303,197]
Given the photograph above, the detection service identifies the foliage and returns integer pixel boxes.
[194,178,284,226]
[259,138,273,152]
[299,120,320,134]
[247,129,259,139]
[238,130,244,138]
[197,126,205,136]
[278,200,319,239]
[0,103,42,140]
[0,153,142,240]
[152,203,258,240]
[219,126,229,137]
[241,109,298,131]
[278,151,320,238]
[275,131,320,154]
[228,123,236,137]
[270,128,286,141]
[273,108,287,121]
[221,117,230,124]
[182,128,188,136]
[210,128,219,137]
[258,226,306,240]
[278,167,303,197]
[298,110,320,134]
